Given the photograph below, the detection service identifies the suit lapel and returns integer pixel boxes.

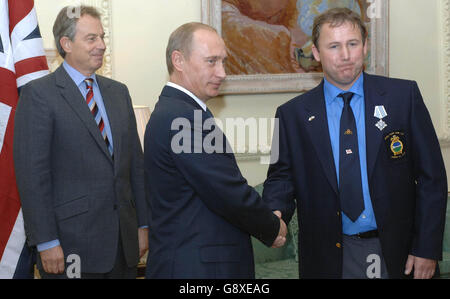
[303,82,339,195]
[363,73,387,181]
[97,76,120,166]
[55,66,113,164]
[161,85,205,111]
[299,74,387,195]
[161,85,234,156]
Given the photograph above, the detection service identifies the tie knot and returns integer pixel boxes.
[338,92,354,106]
[84,78,94,89]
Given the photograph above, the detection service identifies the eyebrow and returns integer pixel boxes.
[85,33,105,38]
[326,38,361,45]
[205,55,227,60]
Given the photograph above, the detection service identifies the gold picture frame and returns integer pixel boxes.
[202,0,389,95]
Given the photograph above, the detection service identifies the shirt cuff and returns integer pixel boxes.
[37,240,60,252]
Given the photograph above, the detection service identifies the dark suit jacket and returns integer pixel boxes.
[263,73,448,278]
[13,65,147,274]
[144,86,280,279]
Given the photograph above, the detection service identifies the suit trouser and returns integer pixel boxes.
[39,232,137,279]
[342,235,389,279]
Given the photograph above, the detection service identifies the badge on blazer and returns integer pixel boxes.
[384,131,406,159]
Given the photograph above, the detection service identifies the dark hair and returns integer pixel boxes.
[53,6,102,58]
[312,7,367,49]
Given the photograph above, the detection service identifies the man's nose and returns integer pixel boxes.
[216,61,226,79]
[341,46,350,60]
[97,37,106,50]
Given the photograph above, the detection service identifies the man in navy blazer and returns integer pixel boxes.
[263,8,447,279]
[144,22,287,279]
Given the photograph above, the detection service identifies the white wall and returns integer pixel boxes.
[110,0,201,108]
[389,0,450,187]
[35,0,450,188]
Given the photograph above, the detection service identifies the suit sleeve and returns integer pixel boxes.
[409,81,448,260]
[13,82,58,246]
[262,107,297,224]
[170,112,280,247]
[124,86,148,227]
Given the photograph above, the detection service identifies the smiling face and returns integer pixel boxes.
[312,21,368,90]
[173,29,227,102]
[61,14,106,76]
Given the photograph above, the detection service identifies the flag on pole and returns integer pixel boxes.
[0,0,49,278]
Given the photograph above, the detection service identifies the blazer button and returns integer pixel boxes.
[336,242,342,248]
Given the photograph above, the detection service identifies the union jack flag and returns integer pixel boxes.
[0,0,48,278]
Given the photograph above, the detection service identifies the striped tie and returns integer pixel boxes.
[84,78,113,156]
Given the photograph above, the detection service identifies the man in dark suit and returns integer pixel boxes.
[13,6,148,278]
[263,8,447,279]
[144,22,287,279]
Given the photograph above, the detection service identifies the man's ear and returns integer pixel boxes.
[363,37,368,57]
[172,50,185,72]
[60,36,72,55]
[311,44,321,62]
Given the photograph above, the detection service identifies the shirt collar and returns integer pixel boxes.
[166,81,207,111]
[63,61,97,88]
[324,73,364,105]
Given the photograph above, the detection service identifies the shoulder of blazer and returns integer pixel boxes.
[23,67,57,91]
[96,74,127,92]
[159,85,205,113]
[363,72,415,93]
[49,64,126,92]
[277,80,325,114]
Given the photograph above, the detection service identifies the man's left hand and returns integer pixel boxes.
[138,227,149,258]
[404,254,437,279]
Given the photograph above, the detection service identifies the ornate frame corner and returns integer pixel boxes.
[202,0,389,95]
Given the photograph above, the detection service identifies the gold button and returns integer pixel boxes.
[336,243,341,248]
[337,211,340,216]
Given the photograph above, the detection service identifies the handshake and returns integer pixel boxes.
[271,210,287,248]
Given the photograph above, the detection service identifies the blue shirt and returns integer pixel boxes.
[63,61,114,148]
[323,75,377,235]
[37,62,115,252]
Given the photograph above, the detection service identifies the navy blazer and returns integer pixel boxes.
[144,86,280,279]
[263,73,448,278]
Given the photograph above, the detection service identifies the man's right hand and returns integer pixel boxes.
[271,210,287,248]
[40,245,65,274]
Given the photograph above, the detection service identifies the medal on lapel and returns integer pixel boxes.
[374,105,387,131]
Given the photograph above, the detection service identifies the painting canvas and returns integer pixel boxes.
[202,0,388,94]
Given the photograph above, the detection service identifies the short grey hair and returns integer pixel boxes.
[52,5,102,58]
[166,22,218,75]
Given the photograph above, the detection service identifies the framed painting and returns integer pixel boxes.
[439,0,450,145]
[202,0,389,94]
[44,0,113,78]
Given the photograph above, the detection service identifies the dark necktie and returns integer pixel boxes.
[338,92,364,222]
